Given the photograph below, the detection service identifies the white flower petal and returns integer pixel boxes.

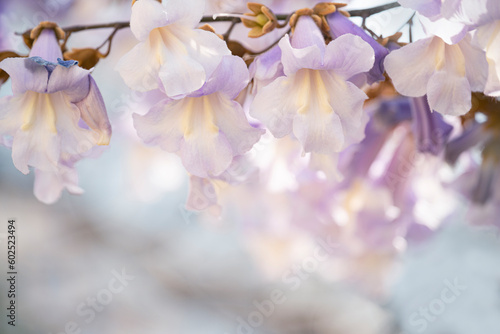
[323,34,375,80]
[33,165,83,205]
[211,93,263,156]
[249,76,296,138]
[0,58,49,94]
[130,0,169,41]
[279,34,323,75]
[427,71,471,115]
[385,37,443,97]
[458,35,488,92]
[115,37,162,92]
[133,99,184,152]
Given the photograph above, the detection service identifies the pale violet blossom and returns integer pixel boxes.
[133,55,263,178]
[0,28,111,203]
[250,16,374,155]
[384,34,488,116]
[116,0,230,98]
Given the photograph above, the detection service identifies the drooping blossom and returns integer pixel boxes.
[0,26,111,203]
[384,34,488,116]
[134,55,264,178]
[116,0,230,97]
[250,15,375,155]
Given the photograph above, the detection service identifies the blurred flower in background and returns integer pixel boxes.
[1,1,500,334]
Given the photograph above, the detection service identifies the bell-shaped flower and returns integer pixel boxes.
[384,34,488,116]
[116,0,230,98]
[0,27,111,203]
[133,55,264,178]
[250,15,374,155]
[326,11,389,84]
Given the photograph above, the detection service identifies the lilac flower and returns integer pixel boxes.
[134,55,263,178]
[384,34,488,116]
[0,28,111,203]
[326,11,389,84]
[409,96,453,155]
[250,16,374,155]
[116,0,230,98]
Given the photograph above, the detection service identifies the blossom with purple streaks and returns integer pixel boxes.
[0,27,111,203]
[250,15,374,155]
[116,0,230,98]
[134,55,263,178]
[385,34,488,116]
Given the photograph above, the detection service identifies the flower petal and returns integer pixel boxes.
[130,0,169,41]
[326,13,387,84]
[74,76,112,145]
[458,34,488,92]
[211,93,264,156]
[29,29,63,62]
[164,0,205,28]
[115,38,162,92]
[158,28,230,98]
[279,34,323,75]
[399,0,441,17]
[47,64,91,101]
[385,36,442,97]
[250,75,296,138]
[133,98,184,152]
[323,33,375,81]
[191,55,249,99]
[0,58,49,94]
[427,71,471,115]
[33,164,83,205]
[419,15,468,45]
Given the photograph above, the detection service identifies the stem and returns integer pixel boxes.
[348,2,400,17]
[15,2,401,36]
[222,18,239,41]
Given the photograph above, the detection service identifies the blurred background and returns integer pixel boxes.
[1,0,500,333]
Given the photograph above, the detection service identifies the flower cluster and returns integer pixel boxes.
[0,0,499,235]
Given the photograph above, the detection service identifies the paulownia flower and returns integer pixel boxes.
[250,15,375,155]
[384,34,488,116]
[134,55,264,178]
[116,0,230,98]
[0,27,111,203]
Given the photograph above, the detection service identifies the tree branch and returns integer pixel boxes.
[15,2,401,36]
